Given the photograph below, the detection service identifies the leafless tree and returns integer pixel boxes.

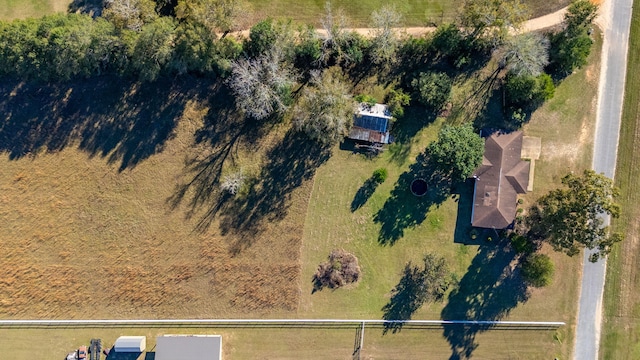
[499,32,549,76]
[369,5,403,65]
[228,49,297,120]
[103,0,157,31]
[220,170,246,195]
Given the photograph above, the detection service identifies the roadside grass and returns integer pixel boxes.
[601,2,640,358]
[0,0,69,19]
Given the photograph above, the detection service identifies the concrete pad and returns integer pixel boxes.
[522,136,542,160]
[527,159,536,192]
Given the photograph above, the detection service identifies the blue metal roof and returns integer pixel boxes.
[354,115,389,133]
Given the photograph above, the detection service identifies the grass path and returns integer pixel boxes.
[601,0,640,357]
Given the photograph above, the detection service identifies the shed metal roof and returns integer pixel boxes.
[156,335,222,360]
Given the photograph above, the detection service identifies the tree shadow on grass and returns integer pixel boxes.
[381,262,428,334]
[0,77,203,171]
[351,177,380,212]
[218,130,331,255]
[374,151,451,245]
[68,0,103,15]
[166,84,266,233]
[441,244,529,360]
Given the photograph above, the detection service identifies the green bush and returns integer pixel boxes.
[372,168,388,183]
[504,73,556,109]
[510,233,535,254]
[521,253,555,287]
[355,94,377,108]
[385,89,411,118]
[411,71,452,111]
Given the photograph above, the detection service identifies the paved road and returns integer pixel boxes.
[574,0,634,358]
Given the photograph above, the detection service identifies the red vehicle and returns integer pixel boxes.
[77,346,88,359]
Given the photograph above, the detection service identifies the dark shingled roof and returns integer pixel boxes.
[471,131,530,229]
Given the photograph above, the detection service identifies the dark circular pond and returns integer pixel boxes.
[411,178,428,197]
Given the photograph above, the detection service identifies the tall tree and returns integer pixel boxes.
[548,0,598,75]
[292,70,355,145]
[460,0,529,43]
[525,170,623,262]
[130,17,177,81]
[227,49,297,119]
[500,32,550,77]
[176,0,248,36]
[369,5,402,65]
[382,253,453,332]
[426,123,484,183]
[103,0,158,32]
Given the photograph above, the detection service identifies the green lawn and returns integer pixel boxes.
[601,0,640,358]
[296,31,602,359]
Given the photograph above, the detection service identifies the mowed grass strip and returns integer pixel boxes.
[601,1,640,358]
[0,325,562,359]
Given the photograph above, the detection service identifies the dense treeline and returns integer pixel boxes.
[0,0,598,140]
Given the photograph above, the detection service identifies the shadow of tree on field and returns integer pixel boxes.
[0,77,204,171]
[68,0,103,15]
[441,244,529,360]
[374,151,451,245]
[166,84,262,233]
[351,177,381,212]
[381,262,429,334]
[218,130,331,255]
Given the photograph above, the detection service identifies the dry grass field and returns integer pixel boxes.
[0,78,313,319]
[0,0,69,19]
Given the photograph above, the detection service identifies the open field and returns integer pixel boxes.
[0,0,570,27]
[238,0,570,27]
[601,0,640,357]
[0,8,603,360]
[0,0,69,20]
[0,32,603,360]
[0,78,313,319]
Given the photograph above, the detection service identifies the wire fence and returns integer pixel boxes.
[0,319,565,330]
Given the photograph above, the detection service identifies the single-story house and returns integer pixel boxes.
[347,103,393,144]
[471,131,530,229]
[155,335,222,360]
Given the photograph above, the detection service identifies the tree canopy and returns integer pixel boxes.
[521,253,554,287]
[411,72,453,111]
[549,0,598,75]
[460,0,529,42]
[227,49,297,119]
[382,253,453,331]
[426,123,484,183]
[525,170,623,262]
[292,70,355,145]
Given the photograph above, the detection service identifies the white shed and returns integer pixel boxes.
[156,335,222,360]
[114,336,146,352]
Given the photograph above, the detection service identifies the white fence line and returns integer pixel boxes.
[0,319,565,328]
